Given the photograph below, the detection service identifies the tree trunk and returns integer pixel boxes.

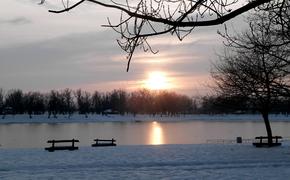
[262,112,273,145]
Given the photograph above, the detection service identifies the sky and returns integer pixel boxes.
[0,0,248,96]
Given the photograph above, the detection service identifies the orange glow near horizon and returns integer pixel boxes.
[150,121,164,145]
[144,71,172,90]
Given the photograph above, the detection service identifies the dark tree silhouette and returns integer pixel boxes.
[91,90,103,114]
[110,89,127,115]
[212,11,290,145]
[5,89,24,114]
[127,91,140,116]
[24,92,45,118]
[75,89,91,117]
[266,0,290,41]
[40,0,287,71]
[156,91,180,116]
[2,87,290,116]
[128,89,153,115]
[101,93,112,114]
[199,95,249,114]
[47,90,61,118]
[61,88,75,117]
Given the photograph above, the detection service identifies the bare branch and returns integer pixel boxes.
[48,0,85,13]
[41,0,285,70]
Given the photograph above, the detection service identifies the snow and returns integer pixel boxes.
[1,144,290,179]
[0,113,289,124]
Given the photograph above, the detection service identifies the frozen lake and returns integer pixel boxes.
[1,120,290,148]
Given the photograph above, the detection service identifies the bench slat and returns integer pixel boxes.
[47,139,79,143]
[94,139,116,142]
[92,138,117,147]
[92,143,116,147]
[255,136,282,139]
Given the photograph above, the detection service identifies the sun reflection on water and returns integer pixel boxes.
[150,121,164,145]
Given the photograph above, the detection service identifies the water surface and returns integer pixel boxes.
[0,121,290,148]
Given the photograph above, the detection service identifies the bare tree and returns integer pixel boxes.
[5,89,24,115]
[61,88,75,117]
[265,0,290,40]
[219,2,290,67]
[47,90,61,118]
[128,89,153,115]
[212,11,290,145]
[110,89,127,115]
[40,0,288,71]
[24,92,45,118]
[91,90,103,114]
[75,89,91,117]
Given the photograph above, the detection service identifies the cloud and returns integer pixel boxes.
[0,17,32,25]
[0,30,145,91]
[0,0,248,95]
[0,22,224,94]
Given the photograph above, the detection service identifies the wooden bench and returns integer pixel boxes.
[45,139,79,152]
[253,136,282,147]
[92,138,116,147]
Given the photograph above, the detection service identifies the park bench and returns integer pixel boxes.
[92,138,116,147]
[253,136,282,147]
[45,139,79,152]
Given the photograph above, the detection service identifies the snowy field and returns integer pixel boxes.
[0,114,290,124]
[1,144,290,179]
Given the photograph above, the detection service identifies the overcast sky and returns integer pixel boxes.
[0,0,248,95]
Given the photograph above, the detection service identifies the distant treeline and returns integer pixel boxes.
[0,88,194,118]
[0,88,289,118]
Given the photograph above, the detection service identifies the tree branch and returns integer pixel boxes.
[49,0,272,27]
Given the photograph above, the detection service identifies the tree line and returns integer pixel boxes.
[1,88,290,119]
[0,88,195,118]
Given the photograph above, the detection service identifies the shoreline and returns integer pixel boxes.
[0,113,289,124]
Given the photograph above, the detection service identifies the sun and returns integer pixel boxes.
[145,71,171,90]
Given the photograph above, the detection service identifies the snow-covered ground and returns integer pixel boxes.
[1,144,290,179]
[0,114,289,124]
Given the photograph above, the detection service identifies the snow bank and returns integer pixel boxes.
[0,114,289,124]
[1,144,290,179]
